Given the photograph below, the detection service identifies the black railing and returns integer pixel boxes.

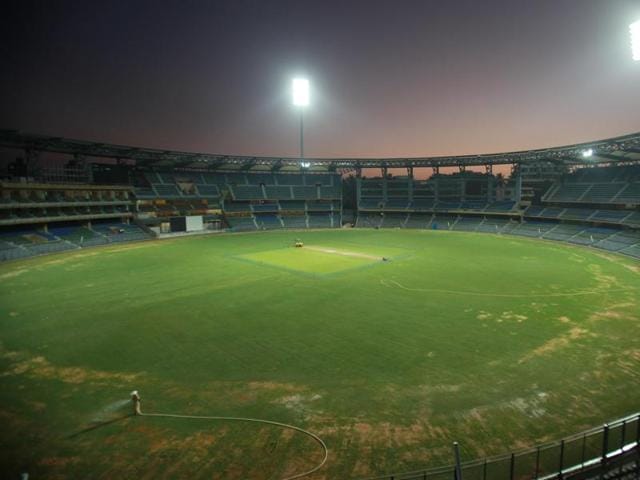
[361,412,639,480]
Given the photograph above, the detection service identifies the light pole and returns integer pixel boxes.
[292,78,310,160]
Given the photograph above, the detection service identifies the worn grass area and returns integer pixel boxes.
[237,242,406,275]
[0,229,639,479]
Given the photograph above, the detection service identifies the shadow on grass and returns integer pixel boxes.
[67,413,132,439]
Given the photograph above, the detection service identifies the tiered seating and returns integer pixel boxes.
[252,203,279,212]
[543,166,640,205]
[157,172,175,184]
[459,201,489,211]
[381,213,407,228]
[435,201,461,211]
[431,215,458,229]
[542,224,585,241]
[281,215,307,228]
[452,217,482,232]
[50,226,109,247]
[195,185,220,198]
[547,183,590,202]
[231,185,264,200]
[594,230,640,252]
[624,211,640,227]
[590,210,633,224]
[91,223,150,243]
[476,218,511,233]
[26,241,77,255]
[524,205,545,217]
[484,201,515,212]
[568,227,619,246]
[0,241,32,261]
[277,174,304,185]
[254,214,282,229]
[224,202,252,212]
[386,199,409,209]
[226,217,256,231]
[305,174,334,186]
[581,183,626,203]
[538,207,565,218]
[510,221,557,238]
[560,208,594,221]
[154,184,182,197]
[135,187,156,198]
[265,186,292,199]
[319,186,340,198]
[615,183,640,204]
[292,186,318,200]
[356,212,383,228]
[307,201,332,212]
[226,173,247,184]
[280,201,306,211]
[201,173,226,185]
[247,173,275,185]
[359,198,383,209]
[404,213,433,229]
[411,199,436,210]
[308,213,332,228]
[620,243,640,259]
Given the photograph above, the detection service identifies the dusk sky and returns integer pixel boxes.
[1,0,639,159]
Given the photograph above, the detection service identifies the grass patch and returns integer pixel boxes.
[0,229,639,479]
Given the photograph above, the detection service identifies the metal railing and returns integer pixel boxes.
[362,412,639,480]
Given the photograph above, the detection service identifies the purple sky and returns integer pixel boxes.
[1,0,639,159]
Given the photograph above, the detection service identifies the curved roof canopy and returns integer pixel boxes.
[1,129,639,170]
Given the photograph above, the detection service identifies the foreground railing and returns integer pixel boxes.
[362,412,639,480]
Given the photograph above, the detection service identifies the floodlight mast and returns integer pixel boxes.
[292,78,309,161]
[632,20,640,61]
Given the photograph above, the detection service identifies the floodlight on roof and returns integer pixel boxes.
[582,148,593,158]
[300,161,311,168]
[292,78,310,107]
[631,20,640,61]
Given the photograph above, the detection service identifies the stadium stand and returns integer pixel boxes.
[1,131,638,266]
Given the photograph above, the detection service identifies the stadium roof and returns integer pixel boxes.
[1,129,639,171]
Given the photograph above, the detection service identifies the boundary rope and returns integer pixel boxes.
[380,278,639,298]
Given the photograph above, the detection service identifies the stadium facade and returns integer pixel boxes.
[1,129,639,263]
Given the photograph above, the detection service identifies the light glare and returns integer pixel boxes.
[632,20,640,61]
[292,78,310,106]
[582,149,593,158]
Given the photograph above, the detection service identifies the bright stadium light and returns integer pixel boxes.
[292,78,310,107]
[582,148,593,158]
[291,77,310,162]
[631,20,640,61]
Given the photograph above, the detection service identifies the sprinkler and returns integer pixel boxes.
[131,390,141,415]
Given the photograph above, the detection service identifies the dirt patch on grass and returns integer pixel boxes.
[38,456,80,468]
[588,301,638,322]
[519,327,591,363]
[272,393,322,414]
[0,268,29,280]
[317,420,438,447]
[246,381,305,393]
[1,351,140,385]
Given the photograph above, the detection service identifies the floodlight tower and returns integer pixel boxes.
[631,20,640,61]
[292,78,310,160]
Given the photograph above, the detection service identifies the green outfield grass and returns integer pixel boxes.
[0,229,639,479]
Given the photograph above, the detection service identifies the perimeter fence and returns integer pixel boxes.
[362,412,639,480]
